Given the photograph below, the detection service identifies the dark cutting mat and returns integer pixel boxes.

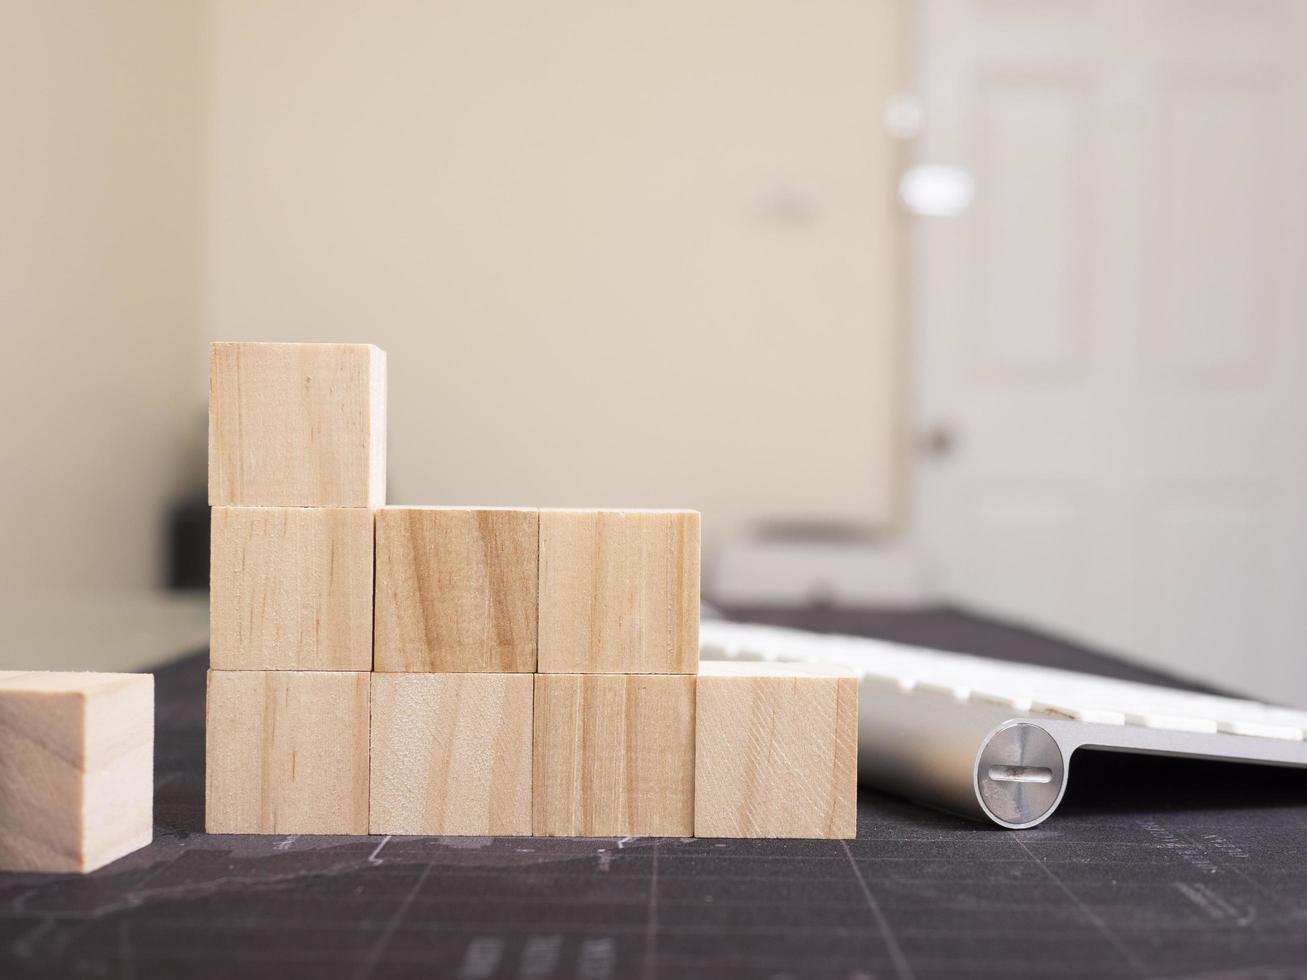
[4,606,1307,980]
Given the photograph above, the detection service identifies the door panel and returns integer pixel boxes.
[915,0,1307,702]
[1145,486,1273,683]
[974,76,1091,376]
[1155,76,1277,378]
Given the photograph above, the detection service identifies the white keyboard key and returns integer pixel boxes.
[970,689,1034,711]
[1260,706,1307,729]
[1217,719,1304,740]
[865,671,916,693]
[1123,712,1219,734]
[918,680,971,701]
[1032,702,1126,725]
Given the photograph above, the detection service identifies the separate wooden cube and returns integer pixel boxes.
[209,341,386,507]
[370,673,533,835]
[210,507,374,671]
[538,510,700,674]
[374,507,538,672]
[206,671,369,834]
[695,662,858,839]
[533,673,695,837]
[0,672,153,873]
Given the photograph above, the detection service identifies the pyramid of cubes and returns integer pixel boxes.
[205,342,856,839]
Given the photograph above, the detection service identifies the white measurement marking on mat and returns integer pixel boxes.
[1173,882,1255,926]
[445,836,492,850]
[577,938,616,980]
[1200,834,1250,861]
[518,934,562,979]
[457,936,503,979]
[1139,820,1219,875]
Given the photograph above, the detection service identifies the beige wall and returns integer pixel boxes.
[202,0,905,555]
[0,1,204,593]
[0,0,903,598]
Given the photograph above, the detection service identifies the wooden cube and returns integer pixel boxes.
[0,672,153,873]
[374,507,538,672]
[695,662,857,839]
[370,673,533,835]
[210,507,374,671]
[533,673,695,837]
[538,510,700,674]
[206,671,369,834]
[209,341,386,507]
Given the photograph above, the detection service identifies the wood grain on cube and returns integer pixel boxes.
[209,341,386,507]
[533,673,695,837]
[538,510,700,674]
[370,673,533,835]
[695,662,857,839]
[0,672,153,873]
[206,671,369,834]
[374,508,538,672]
[210,507,374,671]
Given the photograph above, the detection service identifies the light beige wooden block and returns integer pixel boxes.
[695,662,857,839]
[370,673,533,835]
[209,341,386,507]
[0,672,153,873]
[374,507,538,672]
[210,506,374,671]
[532,673,695,837]
[206,670,369,834]
[538,509,700,674]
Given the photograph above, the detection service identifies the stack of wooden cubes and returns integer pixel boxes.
[206,342,383,834]
[206,341,856,839]
[370,506,701,837]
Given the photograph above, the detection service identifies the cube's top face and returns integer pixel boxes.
[538,508,702,516]
[697,661,857,680]
[208,342,386,508]
[0,671,148,695]
[380,506,538,514]
[374,507,540,533]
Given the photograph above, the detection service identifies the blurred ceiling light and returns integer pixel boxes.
[883,93,924,140]
[898,164,975,217]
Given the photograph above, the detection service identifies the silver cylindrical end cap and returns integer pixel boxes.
[975,722,1066,829]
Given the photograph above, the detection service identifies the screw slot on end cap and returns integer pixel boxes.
[977,723,1065,828]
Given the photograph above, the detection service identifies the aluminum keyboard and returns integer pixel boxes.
[700,619,1307,827]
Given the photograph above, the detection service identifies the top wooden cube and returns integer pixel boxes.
[538,509,700,673]
[209,342,387,507]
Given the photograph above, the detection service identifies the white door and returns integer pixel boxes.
[913,0,1307,703]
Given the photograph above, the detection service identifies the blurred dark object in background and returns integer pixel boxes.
[709,522,925,608]
[166,496,209,591]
